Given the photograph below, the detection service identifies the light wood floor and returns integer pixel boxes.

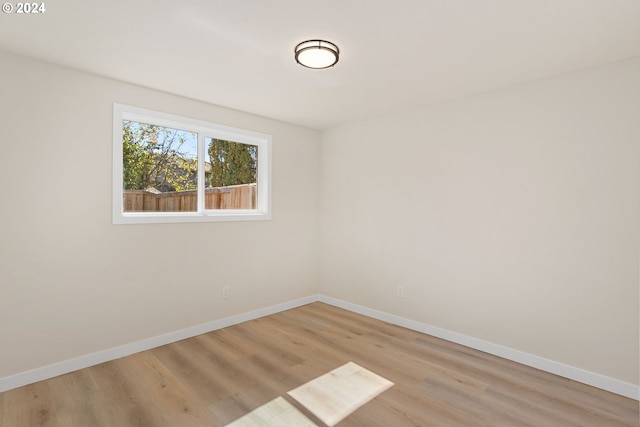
[1,302,638,426]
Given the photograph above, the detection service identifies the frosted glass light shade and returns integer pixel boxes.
[295,40,339,69]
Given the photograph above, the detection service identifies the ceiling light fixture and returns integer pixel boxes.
[295,39,339,69]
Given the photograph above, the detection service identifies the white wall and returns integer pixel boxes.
[0,51,321,378]
[320,58,640,385]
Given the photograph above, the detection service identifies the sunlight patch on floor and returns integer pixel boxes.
[224,396,318,427]
[288,361,394,426]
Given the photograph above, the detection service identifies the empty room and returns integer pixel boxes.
[0,1,638,426]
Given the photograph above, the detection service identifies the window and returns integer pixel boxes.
[113,103,271,224]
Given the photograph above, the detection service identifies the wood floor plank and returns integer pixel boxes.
[80,360,158,427]
[120,352,221,427]
[0,381,58,427]
[152,336,257,404]
[1,302,638,427]
[46,370,101,427]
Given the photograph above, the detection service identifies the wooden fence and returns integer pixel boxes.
[123,183,256,212]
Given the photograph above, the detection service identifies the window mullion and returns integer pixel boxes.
[197,133,205,213]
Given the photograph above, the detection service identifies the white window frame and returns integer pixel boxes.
[113,103,272,224]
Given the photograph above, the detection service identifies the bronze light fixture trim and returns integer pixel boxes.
[295,39,340,69]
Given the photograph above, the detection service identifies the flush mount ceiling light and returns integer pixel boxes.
[295,39,339,69]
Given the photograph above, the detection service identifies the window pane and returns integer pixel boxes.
[114,103,271,224]
[205,137,258,210]
[122,120,198,212]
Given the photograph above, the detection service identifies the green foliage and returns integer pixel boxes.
[122,122,257,194]
[122,120,197,192]
[208,139,257,187]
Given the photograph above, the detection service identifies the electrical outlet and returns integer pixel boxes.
[222,286,230,299]
[396,285,404,298]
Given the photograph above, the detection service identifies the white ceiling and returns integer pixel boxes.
[1,0,639,130]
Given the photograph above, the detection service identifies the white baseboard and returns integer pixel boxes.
[0,295,319,394]
[1,293,637,401]
[317,295,640,401]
